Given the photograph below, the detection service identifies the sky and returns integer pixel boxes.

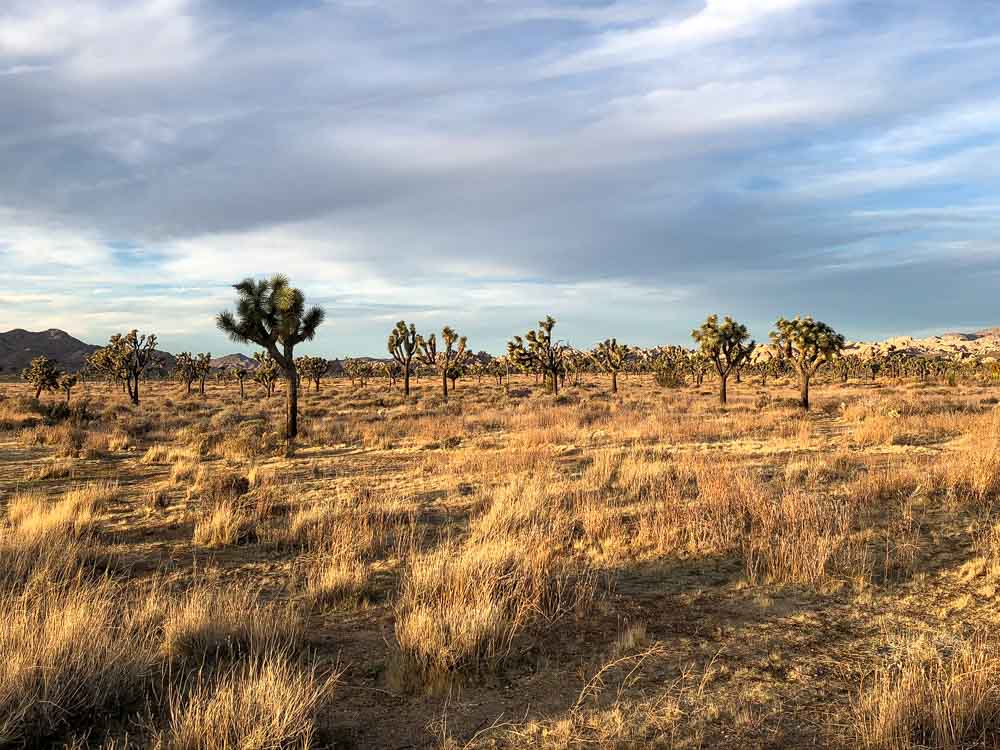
[3,0,1000,357]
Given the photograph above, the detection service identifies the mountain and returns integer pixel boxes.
[210,353,258,371]
[843,329,1000,360]
[0,328,100,373]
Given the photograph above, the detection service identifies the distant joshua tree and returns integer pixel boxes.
[691,315,755,406]
[388,321,419,396]
[195,353,212,396]
[217,275,325,441]
[22,356,61,401]
[231,366,248,400]
[104,330,157,406]
[508,316,566,395]
[174,353,198,395]
[770,316,845,410]
[343,358,374,388]
[296,355,329,393]
[60,373,79,405]
[590,338,630,393]
[417,326,469,401]
[253,352,280,397]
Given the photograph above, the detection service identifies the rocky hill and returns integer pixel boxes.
[843,328,1000,360]
[0,328,100,373]
[210,353,258,371]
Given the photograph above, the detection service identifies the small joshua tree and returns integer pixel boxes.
[22,356,61,401]
[253,352,280,397]
[691,315,755,406]
[174,353,198,395]
[107,330,158,405]
[195,353,212,397]
[417,326,468,401]
[343,358,373,388]
[590,338,630,393]
[59,373,79,405]
[217,275,324,441]
[508,316,566,395]
[382,360,402,389]
[231,366,248,400]
[388,321,419,396]
[296,355,329,393]
[770,315,845,410]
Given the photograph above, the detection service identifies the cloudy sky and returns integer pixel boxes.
[3,0,1000,356]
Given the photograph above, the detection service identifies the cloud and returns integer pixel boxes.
[2,0,1000,353]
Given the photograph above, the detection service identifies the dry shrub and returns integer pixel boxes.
[155,652,336,750]
[170,458,200,486]
[26,457,76,480]
[0,579,161,746]
[188,466,250,505]
[855,635,1000,749]
[217,420,279,462]
[192,501,256,547]
[394,536,593,675]
[6,482,117,542]
[305,555,372,607]
[162,585,303,664]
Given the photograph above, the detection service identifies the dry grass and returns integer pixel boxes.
[3,374,1000,747]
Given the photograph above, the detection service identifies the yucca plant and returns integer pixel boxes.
[507,316,566,395]
[590,338,630,393]
[296,355,329,393]
[22,356,61,401]
[417,326,469,401]
[691,315,755,405]
[770,315,845,410]
[217,275,324,441]
[388,321,419,396]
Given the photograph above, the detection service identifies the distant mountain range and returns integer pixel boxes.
[5,326,1000,376]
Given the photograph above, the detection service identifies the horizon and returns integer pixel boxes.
[4,1,1000,355]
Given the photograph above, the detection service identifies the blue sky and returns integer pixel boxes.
[2,0,1000,356]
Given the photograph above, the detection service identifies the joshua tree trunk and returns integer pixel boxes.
[611,371,618,393]
[403,367,411,396]
[34,385,42,401]
[239,380,245,400]
[285,368,299,439]
[441,370,448,401]
[799,371,811,411]
[719,373,728,405]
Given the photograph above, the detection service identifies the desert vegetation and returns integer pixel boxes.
[5,281,1000,748]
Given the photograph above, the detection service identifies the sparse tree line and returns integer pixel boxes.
[19,274,1000,443]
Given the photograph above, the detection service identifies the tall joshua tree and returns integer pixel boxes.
[591,338,630,393]
[770,316,845,411]
[691,315,755,406]
[60,373,79,405]
[253,352,280,397]
[108,330,157,406]
[508,316,565,395]
[195,352,212,397]
[417,326,468,401]
[174,353,198,395]
[22,356,61,401]
[388,321,419,396]
[217,275,325,441]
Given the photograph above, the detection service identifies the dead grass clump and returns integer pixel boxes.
[6,482,117,542]
[154,652,336,750]
[162,585,303,664]
[394,537,594,676]
[305,555,373,608]
[188,466,250,505]
[854,635,1000,749]
[192,502,256,547]
[0,579,161,746]
[26,457,77,480]
[217,420,279,462]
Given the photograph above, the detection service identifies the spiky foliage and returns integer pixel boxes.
[645,346,688,388]
[194,352,212,396]
[770,315,846,410]
[692,315,755,405]
[590,338,630,393]
[507,316,566,395]
[387,321,419,396]
[296,355,329,393]
[231,366,249,400]
[417,326,469,401]
[217,275,325,439]
[105,330,158,406]
[22,356,61,401]
[174,353,198,395]
[253,352,280,397]
[59,373,78,405]
[343,358,374,388]
[382,360,403,389]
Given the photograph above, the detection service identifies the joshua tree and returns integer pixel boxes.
[343,358,373,388]
[217,275,325,441]
[100,330,157,405]
[382,360,402,389]
[770,316,846,410]
[388,321,419,396]
[174,353,198,395]
[508,316,566,395]
[253,352,280,397]
[590,338,630,393]
[232,366,248,400]
[296,355,329,393]
[22,356,61,401]
[417,326,468,401]
[195,353,212,397]
[60,373,79,405]
[692,315,755,406]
